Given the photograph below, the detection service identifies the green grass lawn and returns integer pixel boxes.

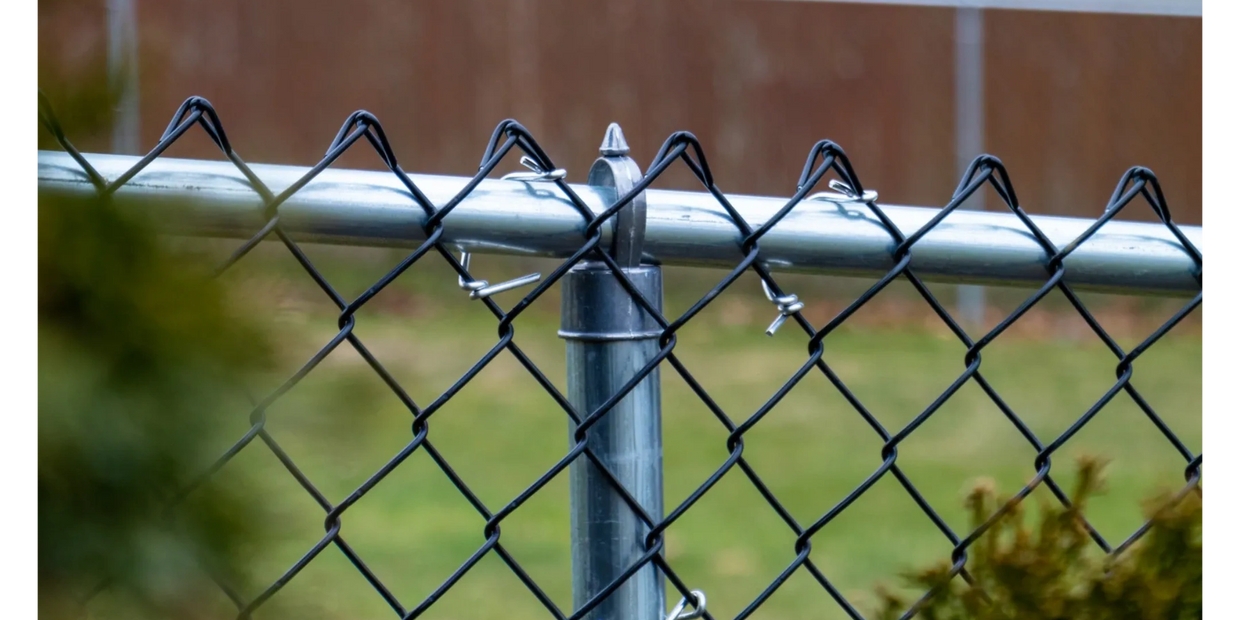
[117,246,1202,620]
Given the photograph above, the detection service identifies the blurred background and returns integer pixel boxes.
[38,1,1202,619]
[40,0,1202,221]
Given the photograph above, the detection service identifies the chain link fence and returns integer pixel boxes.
[37,92,1202,620]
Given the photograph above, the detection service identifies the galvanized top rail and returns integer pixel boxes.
[37,150,1202,297]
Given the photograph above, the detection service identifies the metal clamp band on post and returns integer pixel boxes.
[561,123,665,620]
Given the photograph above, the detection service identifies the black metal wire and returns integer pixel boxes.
[38,92,1202,620]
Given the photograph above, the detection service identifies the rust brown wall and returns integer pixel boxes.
[40,0,1202,224]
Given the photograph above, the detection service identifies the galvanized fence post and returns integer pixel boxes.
[560,124,666,620]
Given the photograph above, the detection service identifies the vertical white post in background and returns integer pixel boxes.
[107,0,141,155]
[955,4,986,327]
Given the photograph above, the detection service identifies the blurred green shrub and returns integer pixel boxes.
[874,458,1202,620]
[39,180,274,616]
[39,15,278,615]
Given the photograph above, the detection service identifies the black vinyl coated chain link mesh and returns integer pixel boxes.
[38,92,1203,620]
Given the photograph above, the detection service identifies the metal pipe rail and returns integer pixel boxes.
[38,150,1202,297]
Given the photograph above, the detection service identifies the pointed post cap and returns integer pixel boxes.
[599,122,630,157]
